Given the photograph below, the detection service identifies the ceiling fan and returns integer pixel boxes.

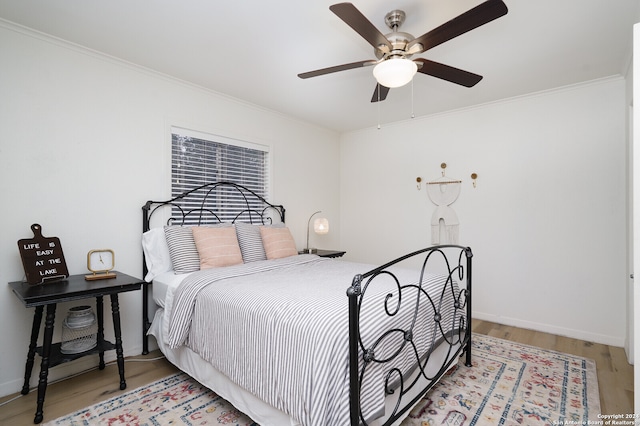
[298,0,508,102]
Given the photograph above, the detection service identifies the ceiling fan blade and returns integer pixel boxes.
[330,3,393,53]
[371,83,390,103]
[298,60,376,79]
[408,0,508,53]
[415,58,483,87]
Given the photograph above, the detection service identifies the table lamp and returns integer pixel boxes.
[303,210,329,253]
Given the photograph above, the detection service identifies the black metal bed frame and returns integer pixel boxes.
[141,181,285,354]
[348,245,472,425]
[140,181,472,426]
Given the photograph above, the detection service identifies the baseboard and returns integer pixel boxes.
[472,310,626,348]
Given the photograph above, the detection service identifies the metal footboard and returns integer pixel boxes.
[348,245,473,425]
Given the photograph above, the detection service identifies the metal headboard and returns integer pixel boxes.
[140,181,285,353]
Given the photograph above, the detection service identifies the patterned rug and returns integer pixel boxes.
[44,334,600,426]
[43,373,258,426]
[403,334,600,426]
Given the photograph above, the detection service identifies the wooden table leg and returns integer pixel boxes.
[110,293,126,390]
[34,303,56,424]
[22,305,43,395]
[96,296,105,370]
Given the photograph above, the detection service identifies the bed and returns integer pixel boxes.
[141,181,473,426]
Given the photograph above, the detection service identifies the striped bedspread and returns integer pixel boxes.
[165,254,462,426]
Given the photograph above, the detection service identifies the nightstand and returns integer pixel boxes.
[9,271,143,424]
[314,249,346,258]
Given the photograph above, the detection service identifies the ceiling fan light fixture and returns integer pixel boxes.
[373,58,417,88]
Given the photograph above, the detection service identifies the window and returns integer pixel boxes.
[171,127,270,225]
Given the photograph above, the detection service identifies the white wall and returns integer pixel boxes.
[0,16,630,401]
[0,23,341,397]
[340,77,628,347]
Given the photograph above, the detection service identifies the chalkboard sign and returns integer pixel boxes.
[18,224,69,285]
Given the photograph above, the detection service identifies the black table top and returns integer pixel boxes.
[9,271,144,307]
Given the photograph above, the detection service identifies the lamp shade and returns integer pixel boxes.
[313,217,329,234]
[373,58,418,88]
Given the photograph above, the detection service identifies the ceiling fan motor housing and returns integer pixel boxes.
[376,31,415,59]
[375,10,415,60]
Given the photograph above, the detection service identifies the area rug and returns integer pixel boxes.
[43,373,257,426]
[403,334,600,426]
[44,333,600,426]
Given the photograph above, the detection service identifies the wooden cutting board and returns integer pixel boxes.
[17,224,69,285]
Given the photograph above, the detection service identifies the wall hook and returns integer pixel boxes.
[416,177,422,190]
[471,173,478,188]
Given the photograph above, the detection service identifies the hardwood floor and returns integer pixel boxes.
[0,320,633,424]
[0,351,180,424]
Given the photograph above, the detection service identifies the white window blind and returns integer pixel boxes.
[171,127,270,225]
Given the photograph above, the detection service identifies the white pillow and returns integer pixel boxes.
[141,228,173,282]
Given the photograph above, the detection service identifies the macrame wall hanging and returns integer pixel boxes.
[425,163,461,244]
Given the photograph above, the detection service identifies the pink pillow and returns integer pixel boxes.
[192,226,243,269]
[259,226,298,260]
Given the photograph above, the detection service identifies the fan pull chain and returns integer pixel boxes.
[411,79,415,119]
[377,83,381,130]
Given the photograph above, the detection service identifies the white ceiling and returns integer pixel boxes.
[0,0,638,133]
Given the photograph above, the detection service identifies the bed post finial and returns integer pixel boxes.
[348,274,362,296]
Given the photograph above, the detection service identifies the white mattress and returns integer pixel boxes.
[152,271,192,308]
